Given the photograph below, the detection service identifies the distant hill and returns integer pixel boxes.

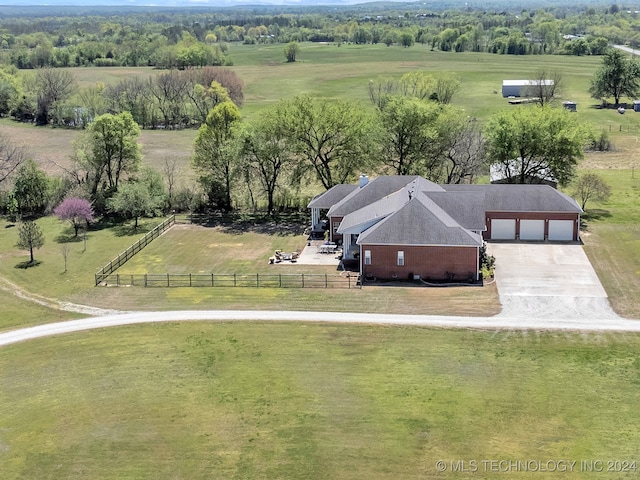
[0,0,609,10]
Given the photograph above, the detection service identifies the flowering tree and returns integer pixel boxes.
[54,197,95,237]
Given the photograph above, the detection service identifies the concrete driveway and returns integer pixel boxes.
[487,243,618,320]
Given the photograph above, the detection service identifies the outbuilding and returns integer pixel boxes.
[502,79,554,98]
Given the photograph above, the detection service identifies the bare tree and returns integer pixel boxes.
[522,69,563,107]
[443,117,486,184]
[572,172,612,209]
[61,244,70,273]
[151,71,190,129]
[163,157,180,210]
[34,68,75,126]
[0,133,28,185]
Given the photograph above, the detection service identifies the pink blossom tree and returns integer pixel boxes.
[54,197,95,237]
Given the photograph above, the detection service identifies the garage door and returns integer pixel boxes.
[491,219,516,240]
[519,219,545,241]
[548,220,574,241]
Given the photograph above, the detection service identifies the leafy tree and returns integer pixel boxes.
[16,220,44,264]
[54,197,94,237]
[284,42,300,63]
[276,95,378,190]
[192,101,242,211]
[589,49,640,106]
[242,109,296,215]
[107,181,163,230]
[486,106,589,187]
[12,159,50,217]
[0,133,28,185]
[77,112,142,199]
[433,72,461,104]
[572,173,612,209]
[400,32,415,47]
[377,96,448,176]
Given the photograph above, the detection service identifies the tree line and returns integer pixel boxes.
[0,66,243,128]
[0,2,638,71]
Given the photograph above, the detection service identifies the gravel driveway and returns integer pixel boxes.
[488,243,619,320]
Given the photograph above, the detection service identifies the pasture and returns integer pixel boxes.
[0,44,639,480]
[1,323,640,479]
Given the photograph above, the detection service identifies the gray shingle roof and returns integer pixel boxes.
[328,175,444,217]
[357,193,483,247]
[337,187,410,234]
[423,191,487,231]
[441,184,582,213]
[307,184,358,209]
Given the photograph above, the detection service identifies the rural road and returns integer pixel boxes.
[2,308,640,348]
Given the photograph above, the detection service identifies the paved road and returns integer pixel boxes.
[1,309,640,348]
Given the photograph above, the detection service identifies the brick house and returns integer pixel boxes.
[308,175,582,282]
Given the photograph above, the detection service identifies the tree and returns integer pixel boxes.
[486,106,590,187]
[572,173,612,209]
[107,181,163,230]
[589,49,640,106]
[16,220,44,264]
[442,116,486,184]
[400,33,415,48]
[34,67,75,126]
[521,69,563,106]
[242,109,296,215]
[0,133,28,185]
[54,197,94,237]
[276,96,378,190]
[284,42,300,63]
[78,112,142,199]
[12,159,50,217]
[433,73,461,104]
[192,101,242,211]
[377,95,449,176]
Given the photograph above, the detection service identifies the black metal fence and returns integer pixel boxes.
[97,272,360,289]
[95,215,175,285]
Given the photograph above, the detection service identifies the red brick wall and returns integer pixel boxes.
[485,212,579,241]
[360,245,479,281]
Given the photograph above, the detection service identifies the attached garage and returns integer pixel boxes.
[491,219,516,240]
[519,219,545,241]
[548,220,574,241]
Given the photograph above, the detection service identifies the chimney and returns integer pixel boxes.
[359,174,369,188]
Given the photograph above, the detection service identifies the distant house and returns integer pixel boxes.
[308,175,581,282]
[502,79,554,98]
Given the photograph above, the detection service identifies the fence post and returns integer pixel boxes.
[348,275,350,289]
[279,273,282,288]
[212,274,214,287]
[302,273,305,288]
[167,273,170,287]
[256,273,259,288]
[325,273,328,288]
[190,273,192,287]
[131,274,134,286]
[144,274,147,287]
[234,273,237,287]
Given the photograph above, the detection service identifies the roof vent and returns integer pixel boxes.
[359,174,369,188]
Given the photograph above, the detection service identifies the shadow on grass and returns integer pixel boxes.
[189,212,308,236]
[55,231,84,244]
[15,260,42,269]
[583,208,611,221]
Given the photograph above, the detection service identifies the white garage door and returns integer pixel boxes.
[519,220,545,241]
[548,220,574,241]
[491,219,516,240]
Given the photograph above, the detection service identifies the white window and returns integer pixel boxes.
[397,250,404,266]
[333,221,341,233]
[364,250,371,265]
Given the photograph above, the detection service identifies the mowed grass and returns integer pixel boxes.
[1,322,640,479]
[0,216,500,325]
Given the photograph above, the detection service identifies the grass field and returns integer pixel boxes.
[1,46,639,479]
[1,323,640,479]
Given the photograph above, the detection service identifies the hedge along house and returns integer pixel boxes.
[307,175,582,282]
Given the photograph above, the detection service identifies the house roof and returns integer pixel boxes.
[424,191,487,231]
[441,184,582,213]
[337,187,409,234]
[328,175,444,217]
[307,184,358,209]
[357,193,483,247]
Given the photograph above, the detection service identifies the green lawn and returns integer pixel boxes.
[1,322,640,479]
